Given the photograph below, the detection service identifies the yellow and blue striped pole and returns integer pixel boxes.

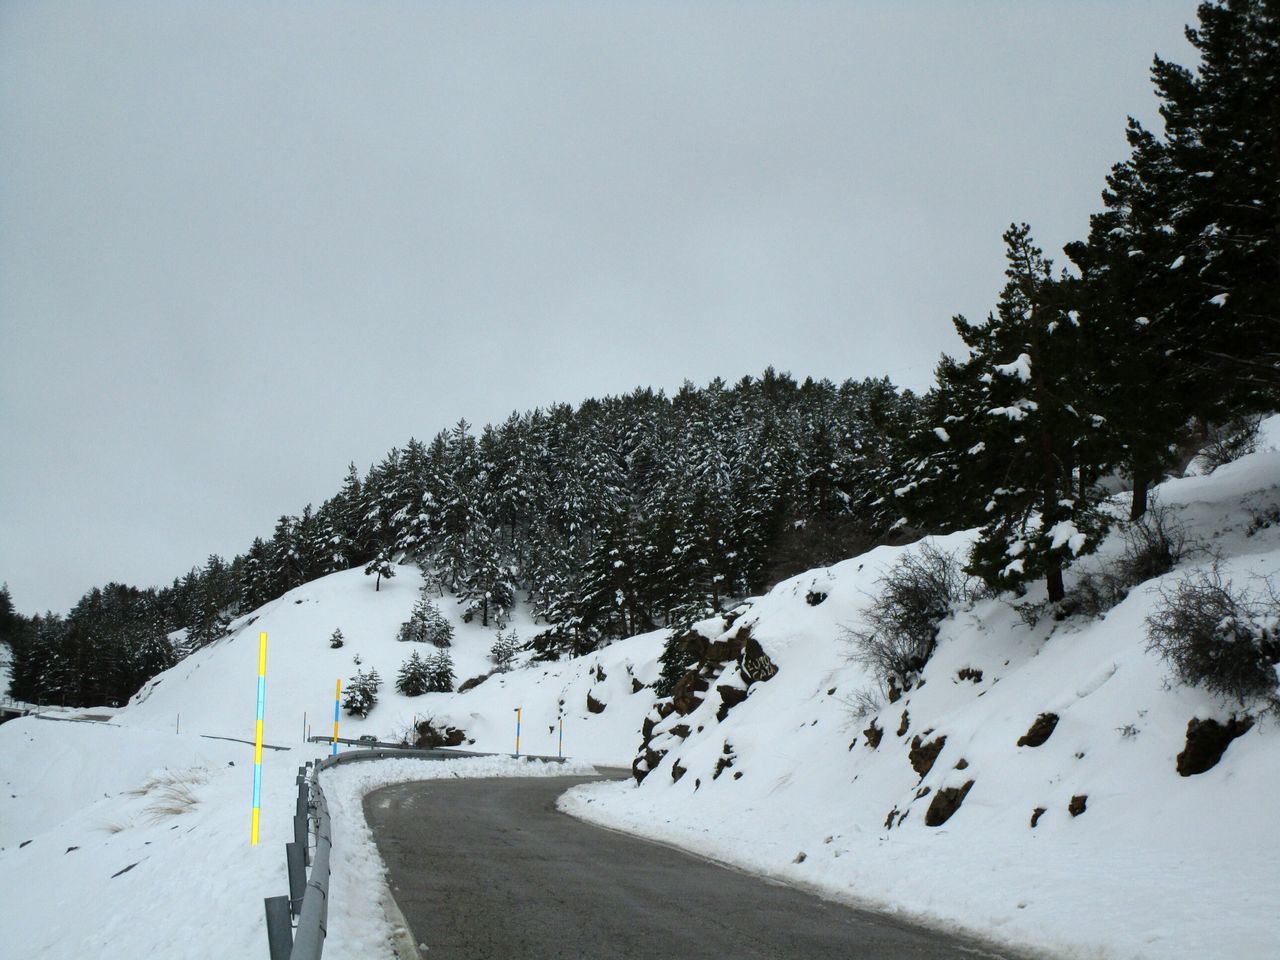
[250,632,268,845]
[514,706,521,757]
[332,679,341,756]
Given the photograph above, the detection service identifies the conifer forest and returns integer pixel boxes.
[2,0,1276,709]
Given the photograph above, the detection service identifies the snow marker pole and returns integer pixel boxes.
[302,711,306,743]
[514,707,521,757]
[250,632,268,846]
[558,715,564,759]
[332,679,341,756]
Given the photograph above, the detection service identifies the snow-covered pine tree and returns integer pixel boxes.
[329,628,345,649]
[903,225,1112,603]
[395,651,431,696]
[364,546,395,591]
[342,668,381,716]
[425,649,455,692]
[489,627,520,672]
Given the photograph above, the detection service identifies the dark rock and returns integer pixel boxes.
[716,684,749,722]
[957,667,983,683]
[732,771,743,780]
[805,590,828,606]
[631,678,646,694]
[884,806,900,830]
[954,758,969,770]
[1176,715,1254,776]
[669,723,691,739]
[713,754,735,779]
[914,786,931,799]
[1068,795,1087,817]
[593,664,607,683]
[863,718,883,750]
[1030,807,1046,828]
[1017,712,1059,748]
[924,780,975,827]
[586,693,606,714]
[458,673,491,693]
[641,715,656,741]
[671,671,709,716]
[415,719,467,748]
[887,676,905,703]
[671,761,687,783]
[909,734,947,780]
[739,636,778,683]
[897,710,910,737]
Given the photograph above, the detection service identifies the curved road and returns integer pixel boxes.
[364,773,1019,960]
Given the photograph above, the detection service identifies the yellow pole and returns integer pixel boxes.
[250,632,268,845]
[514,707,521,757]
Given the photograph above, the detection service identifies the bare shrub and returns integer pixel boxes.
[1195,415,1262,472]
[1146,563,1280,713]
[842,686,884,722]
[845,544,981,693]
[1071,498,1201,617]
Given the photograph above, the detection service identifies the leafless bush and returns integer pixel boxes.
[1146,563,1280,714]
[842,686,884,721]
[845,544,982,692]
[1196,415,1262,472]
[1071,498,1201,617]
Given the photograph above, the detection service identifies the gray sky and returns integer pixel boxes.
[1,1,1199,615]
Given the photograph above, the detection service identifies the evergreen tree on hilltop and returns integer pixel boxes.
[1149,0,1280,394]
[396,650,431,696]
[900,225,1112,603]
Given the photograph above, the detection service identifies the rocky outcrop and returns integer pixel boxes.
[1017,712,1059,748]
[1176,715,1253,776]
[632,615,779,783]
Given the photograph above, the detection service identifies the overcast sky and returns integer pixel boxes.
[1,1,1200,615]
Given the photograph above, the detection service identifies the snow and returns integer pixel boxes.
[1047,519,1090,556]
[3,418,1279,959]
[1209,294,1229,307]
[993,353,1033,382]
[933,427,951,442]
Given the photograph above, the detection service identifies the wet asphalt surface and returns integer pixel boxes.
[363,772,1022,960]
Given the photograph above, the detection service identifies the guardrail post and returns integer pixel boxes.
[286,841,306,917]
[294,787,309,864]
[264,895,293,959]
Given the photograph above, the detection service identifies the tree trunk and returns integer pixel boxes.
[1045,560,1065,604]
[1129,472,1150,521]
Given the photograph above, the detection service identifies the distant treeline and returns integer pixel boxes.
[2,0,1275,709]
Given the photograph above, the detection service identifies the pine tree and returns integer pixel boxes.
[425,649,455,692]
[365,547,395,591]
[329,628,345,649]
[489,627,520,672]
[397,596,454,647]
[901,225,1112,603]
[396,651,431,696]
[342,668,381,717]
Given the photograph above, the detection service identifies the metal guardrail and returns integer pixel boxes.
[265,745,548,959]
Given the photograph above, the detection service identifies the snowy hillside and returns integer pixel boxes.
[564,417,1280,960]
[2,419,1278,960]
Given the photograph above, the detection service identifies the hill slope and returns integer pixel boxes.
[1,419,1277,959]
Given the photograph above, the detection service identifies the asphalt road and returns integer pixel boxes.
[363,773,1017,960]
